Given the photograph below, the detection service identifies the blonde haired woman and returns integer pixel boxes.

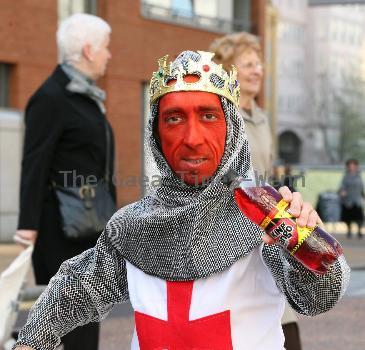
[210,32,302,350]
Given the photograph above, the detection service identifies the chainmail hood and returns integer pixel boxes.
[111,51,264,280]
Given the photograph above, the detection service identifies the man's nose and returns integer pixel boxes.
[183,118,204,148]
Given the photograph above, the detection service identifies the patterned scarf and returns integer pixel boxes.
[61,62,106,113]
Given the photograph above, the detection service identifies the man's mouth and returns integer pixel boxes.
[181,157,209,168]
[183,158,207,164]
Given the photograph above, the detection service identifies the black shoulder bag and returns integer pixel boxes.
[54,121,116,241]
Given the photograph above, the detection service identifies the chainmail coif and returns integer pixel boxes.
[113,50,264,280]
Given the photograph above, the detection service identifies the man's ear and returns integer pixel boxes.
[82,43,93,62]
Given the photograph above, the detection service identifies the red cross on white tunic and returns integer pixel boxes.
[135,280,233,350]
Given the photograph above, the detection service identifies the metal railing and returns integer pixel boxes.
[141,2,251,33]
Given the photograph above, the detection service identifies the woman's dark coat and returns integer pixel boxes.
[18,65,116,284]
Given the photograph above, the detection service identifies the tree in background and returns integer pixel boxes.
[335,76,365,163]
[315,72,365,164]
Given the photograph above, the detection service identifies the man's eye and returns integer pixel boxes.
[203,113,217,121]
[166,115,182,124]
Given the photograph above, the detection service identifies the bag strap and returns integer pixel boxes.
[104,119,111,183]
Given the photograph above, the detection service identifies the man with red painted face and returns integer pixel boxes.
[14,51,349,350]
[158,76,227,186]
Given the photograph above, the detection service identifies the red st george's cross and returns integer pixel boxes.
[135,281,233,350]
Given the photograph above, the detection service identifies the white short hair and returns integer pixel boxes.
[57,13,111,64]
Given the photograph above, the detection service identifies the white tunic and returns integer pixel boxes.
[126,244,286,350]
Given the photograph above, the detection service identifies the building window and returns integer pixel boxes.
[141,0,251,33]
[0,63,11,108]
[279,23,305,43]
[278,131,301,164]
[58,0,97,21]
[233,0,251,32]
[171,0,193,18]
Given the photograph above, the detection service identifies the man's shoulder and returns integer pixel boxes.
[106,197,155,231]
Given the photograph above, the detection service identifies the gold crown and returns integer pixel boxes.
[149,51,240,108]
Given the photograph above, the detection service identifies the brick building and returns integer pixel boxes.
[0,0,267,240]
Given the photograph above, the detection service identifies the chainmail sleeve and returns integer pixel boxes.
[13,221,129,350]
[261,244,350,316]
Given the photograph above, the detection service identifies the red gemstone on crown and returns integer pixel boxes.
[203,65,210,72]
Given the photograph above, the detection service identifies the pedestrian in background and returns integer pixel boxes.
[283,164,297,193]
[339,159,364,238]
[14,13,115,350]
[210,32,302,350]
[271,161,297,192]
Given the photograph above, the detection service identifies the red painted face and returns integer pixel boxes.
[158,90,227,186]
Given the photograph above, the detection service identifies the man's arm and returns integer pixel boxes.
[261,243,349,316]
[261,187,350,316]
[13,221,129,350]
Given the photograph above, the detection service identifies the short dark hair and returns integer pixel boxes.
[346,158,359,166]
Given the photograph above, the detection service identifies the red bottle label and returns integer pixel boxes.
[260,199,314,254]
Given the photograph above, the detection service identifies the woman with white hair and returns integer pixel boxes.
[14,13,115,350]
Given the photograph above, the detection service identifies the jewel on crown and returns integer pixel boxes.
[149,51,240,108]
